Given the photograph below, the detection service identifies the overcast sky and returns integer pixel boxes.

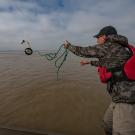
[0,0,135,50]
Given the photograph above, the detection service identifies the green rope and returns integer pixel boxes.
[37,44,69,80]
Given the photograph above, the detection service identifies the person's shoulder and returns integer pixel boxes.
[107,34,128,46]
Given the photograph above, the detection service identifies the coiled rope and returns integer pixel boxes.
[37,44,69,80]
[21,40,69,79]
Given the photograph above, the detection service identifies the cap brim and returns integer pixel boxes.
[93,34,99,38]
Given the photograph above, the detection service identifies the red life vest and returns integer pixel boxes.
[98,44,135,83]
[124,44,135,80]
[98,66,112,83]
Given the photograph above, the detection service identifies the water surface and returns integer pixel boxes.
[0,51,110,135]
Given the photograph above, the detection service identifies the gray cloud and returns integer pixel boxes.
[0,0,135,50]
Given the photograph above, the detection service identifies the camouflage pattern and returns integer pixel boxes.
[68,34,135,104]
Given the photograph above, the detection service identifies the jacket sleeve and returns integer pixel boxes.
[68,44,106,58]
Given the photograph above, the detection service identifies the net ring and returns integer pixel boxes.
[24,48,33,55]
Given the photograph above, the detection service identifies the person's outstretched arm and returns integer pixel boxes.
[64,40,106,58]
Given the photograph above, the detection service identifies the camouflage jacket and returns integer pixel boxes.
[68,34,135,104]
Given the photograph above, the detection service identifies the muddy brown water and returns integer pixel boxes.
[0,52,111,135]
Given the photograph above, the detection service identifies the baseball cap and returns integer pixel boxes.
[93,26,117,38]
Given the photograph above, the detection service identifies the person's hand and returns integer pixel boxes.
[64,40,70,49]
[80,60,90,66]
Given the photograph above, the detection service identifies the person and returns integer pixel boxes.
[64,26,135,135]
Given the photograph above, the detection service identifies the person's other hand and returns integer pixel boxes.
[80,60,90,66]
